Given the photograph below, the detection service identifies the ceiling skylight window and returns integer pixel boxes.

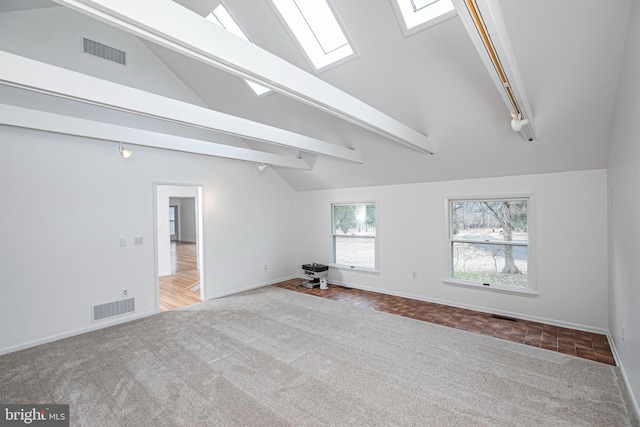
[393,0,457,36]
[206,4,271,96]
[270,0,356,72]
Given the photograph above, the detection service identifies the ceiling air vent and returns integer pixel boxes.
[83,38,126,65]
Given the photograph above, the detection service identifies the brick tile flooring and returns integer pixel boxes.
[273,279,616,366]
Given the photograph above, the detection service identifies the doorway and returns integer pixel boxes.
[155,185,204,312]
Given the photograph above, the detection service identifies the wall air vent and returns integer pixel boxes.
[92,298,134,321]
[83,38,126,65]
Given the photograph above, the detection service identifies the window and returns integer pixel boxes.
[332,203,377,270]
[169,205,177,238]
[446,197,535,294]
[270,0,356,71]
[392,0,457,36]
[206,4,271,96]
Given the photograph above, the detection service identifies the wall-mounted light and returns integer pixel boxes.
[258,164,267,172]
[119,142,132,158]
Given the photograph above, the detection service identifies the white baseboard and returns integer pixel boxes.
[0,276,297,356]
[312,276,608,335]
[0,309,157,356]
[607,333,640,421]
[607,332,622,368]
[205,275,297,300]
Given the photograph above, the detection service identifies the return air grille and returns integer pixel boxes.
[93,298,134,321]
[83,38,126,65]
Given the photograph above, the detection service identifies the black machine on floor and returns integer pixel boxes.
[301,263,328,289]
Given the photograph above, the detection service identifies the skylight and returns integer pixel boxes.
[393,0,456,36]
[206,4,271,96]
[270,0,356,72]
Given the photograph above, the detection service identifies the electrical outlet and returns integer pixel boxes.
[122,289,128,298]
[411,272,417,279]
[264,263,269,270]
[119,237,127,247]
[622,325,626,341]
[134,236,144,245]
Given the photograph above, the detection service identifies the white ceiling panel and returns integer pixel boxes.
[0,0,633,190]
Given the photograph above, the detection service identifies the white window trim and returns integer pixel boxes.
[391,0,458,37]
[330,201,379,273]
[268,0,359,73]
[443,194,537,296]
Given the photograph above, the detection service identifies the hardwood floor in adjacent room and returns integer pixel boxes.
[159,241,201,312]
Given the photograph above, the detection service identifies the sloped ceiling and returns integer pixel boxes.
[0,0,57,13]
[0,0,633,190]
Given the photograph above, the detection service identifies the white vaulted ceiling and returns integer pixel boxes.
[0,0,633,190]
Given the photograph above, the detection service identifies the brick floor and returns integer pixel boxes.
[273,279,615,366]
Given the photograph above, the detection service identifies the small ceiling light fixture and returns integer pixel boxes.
[119,142,132,159]
[258,164,267,172]
[510,113,530,132]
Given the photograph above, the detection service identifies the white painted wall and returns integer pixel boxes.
[295,170,608,331]
[607,0,640,413]
[176,197,197,243]
[0,6,205,105]
[0,126,296,354]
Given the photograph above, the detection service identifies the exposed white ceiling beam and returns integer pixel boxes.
[0,51,362,164]
[50,0,436,154]
[452,0,536,141]
[0,104,311,169]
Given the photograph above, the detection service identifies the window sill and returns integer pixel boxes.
[443,279,538,297]
[330,264,380,274]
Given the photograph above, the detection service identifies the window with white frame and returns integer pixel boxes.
[169,205,177,237]
[447,197,534,292]
[392,0,457,36]
[270,0,356,72]
[332,202,377,270]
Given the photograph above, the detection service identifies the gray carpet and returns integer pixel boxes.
[1,286,638,426]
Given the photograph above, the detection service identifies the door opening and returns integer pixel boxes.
[155,185,204,312]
